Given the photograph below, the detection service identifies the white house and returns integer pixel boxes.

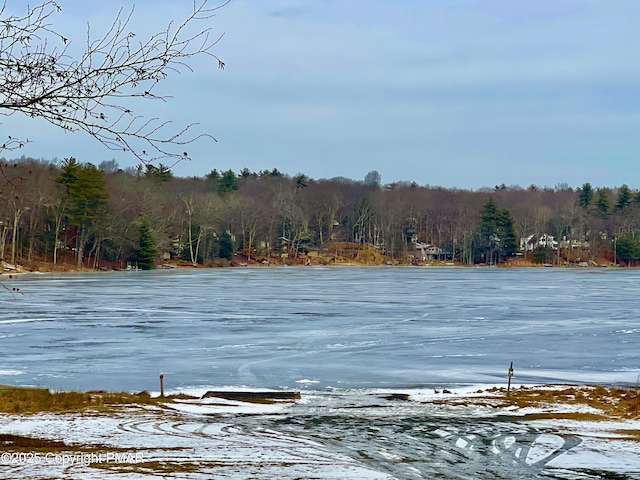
[520,233,558,251]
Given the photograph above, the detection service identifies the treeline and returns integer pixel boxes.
[2,156,640,269]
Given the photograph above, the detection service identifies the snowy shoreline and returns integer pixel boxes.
[1,383,639,479]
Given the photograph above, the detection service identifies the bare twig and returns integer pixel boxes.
[0,0,228,164]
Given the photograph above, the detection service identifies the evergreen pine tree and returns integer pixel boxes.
[56,157,109,269]
[480,197,500,241]
[595,189,610,217]
[616,233,640,265]
[132,219,157,270]
[218,170,238,194]
[578,183,593,209]
[218,231,234,260]
[480,197,519,262]
[615,184,632,212]
[498,209,518,257]
[144,163,173,182]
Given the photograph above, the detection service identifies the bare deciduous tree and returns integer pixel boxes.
[0,0,227,163]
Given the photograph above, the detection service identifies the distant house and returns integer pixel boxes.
[415,243,452,261]
[538,234,558,250]
[558,237,589,250]
[520,233,558,251]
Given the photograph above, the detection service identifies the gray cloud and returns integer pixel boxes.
[6,0,640,189]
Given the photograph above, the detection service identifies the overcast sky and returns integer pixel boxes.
[4,0,640,190]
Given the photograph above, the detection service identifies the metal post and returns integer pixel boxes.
[507,362,514,396]
[159,374,165,398]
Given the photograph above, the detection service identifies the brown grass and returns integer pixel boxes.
[0,433,155,456]
[476,385,640,420]
[91,460,221,474]
[92,460,298,474]
[0,433,67,450]
[0,385,196,414]
[611,429,640,441]
[519,412,609,421]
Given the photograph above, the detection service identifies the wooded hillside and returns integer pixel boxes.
[2,158,639,270]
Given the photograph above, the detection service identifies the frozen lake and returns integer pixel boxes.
[2,267,640,479]
[1,267,638,392]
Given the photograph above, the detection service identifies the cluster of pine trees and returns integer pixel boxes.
[2,157,640,269]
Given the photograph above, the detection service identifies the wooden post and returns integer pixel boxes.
[159,374,165,398]
[507,362,514,396]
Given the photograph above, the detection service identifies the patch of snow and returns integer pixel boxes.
[525,434,566,465]
[165,398,290,416]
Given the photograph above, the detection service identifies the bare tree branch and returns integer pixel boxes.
[0,0,228,164]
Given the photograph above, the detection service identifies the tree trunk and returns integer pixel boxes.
[76,224,88,270]
[0,224,8,261]
[11,208,26,265]
[27,207,39,264]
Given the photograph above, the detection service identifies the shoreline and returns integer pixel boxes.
[0,383,638,478]
[1,258,630,277]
